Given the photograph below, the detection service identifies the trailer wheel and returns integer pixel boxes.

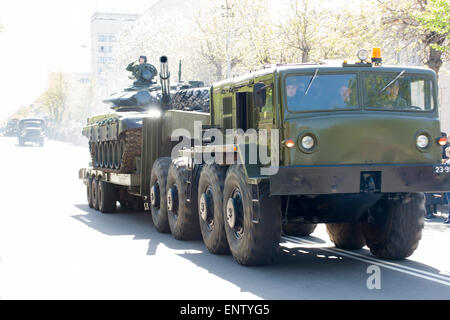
[166,160,202,240]
[150,157,171,233]
[98,179,117,213]
[87,176,94,208]
[92,177,100,210]
[283,223,317,236]
[223,165,281,266]
[362,193,425,259]
[326,222,366,249]
[197,164,230,254]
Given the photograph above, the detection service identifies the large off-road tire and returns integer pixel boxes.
[92,178,100,210]
[198,164,229,254]
[362,193,425,259]
[283,223,317,237]
[326,222,366,250]
[223,165,281,266]
[87,176,94,209]
[150,157,171,233]
[98,180,117,213]
[166,160,202,240]
[172,88,210,112]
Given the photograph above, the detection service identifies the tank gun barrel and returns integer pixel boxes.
[159,56,171,106]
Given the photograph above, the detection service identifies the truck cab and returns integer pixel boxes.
[18,118,46,147]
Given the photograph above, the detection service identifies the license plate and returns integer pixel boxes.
[434,165,450,174]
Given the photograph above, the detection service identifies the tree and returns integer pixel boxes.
[378,0,449,75]
[36,72,69,126]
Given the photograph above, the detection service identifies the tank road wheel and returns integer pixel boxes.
[283,223,317,237]
[198,164,229,254]
[98,143,104,168]
[113,141,120,170]
[326,222,366,250]
[149,157,171,233]
[223,165,282,266]
[97,179,117,213]
[362,193,425,259]
[87,176,94,208]
[92,177,100,210]
[93,143,99,167]
[108,142,114,169]
[166,160,202,240]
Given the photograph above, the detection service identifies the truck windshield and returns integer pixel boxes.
[364,73,434,111]
[286,73,359,112]
[21,121,44,128]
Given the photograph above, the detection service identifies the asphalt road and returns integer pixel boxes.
[0,136,449,299]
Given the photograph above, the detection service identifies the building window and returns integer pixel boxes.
[109,35,116,42]
[98,35,107,42]
[99,46,112,53]
[98,57,114,64]
[98,67,103,74]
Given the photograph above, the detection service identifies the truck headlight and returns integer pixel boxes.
[301,135,315,150]
[417,134,429,149]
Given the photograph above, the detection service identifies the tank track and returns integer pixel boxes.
[89,127,142,174]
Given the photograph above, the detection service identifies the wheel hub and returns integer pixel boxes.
[150,183,160,207]
[226,198,237,229]
[167,186,178,212]
[200,192,211,222]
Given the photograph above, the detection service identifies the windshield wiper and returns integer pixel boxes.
[379,70,405,93]
[304,69,319,96]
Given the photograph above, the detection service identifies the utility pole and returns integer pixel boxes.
[222,0,234,79]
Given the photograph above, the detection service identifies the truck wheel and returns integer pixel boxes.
[326,222,366,249]
[223,165,281,266]
[92,178,100,210]
[166,160,202,240]
[150,157,171,233]
[283,223,317,236]
[87,176,94,208]
[198,164,229,254]
[98,180,117,213]
[362,193,425,259]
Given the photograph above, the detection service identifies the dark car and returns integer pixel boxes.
[18,118,46,147]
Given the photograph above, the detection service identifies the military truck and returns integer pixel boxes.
[80,49,450,266]
[17,118,46,147]
[5,119,20,137]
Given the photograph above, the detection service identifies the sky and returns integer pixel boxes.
[0,0,159,122]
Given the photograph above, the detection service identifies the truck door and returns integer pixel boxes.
[256,82,274,161]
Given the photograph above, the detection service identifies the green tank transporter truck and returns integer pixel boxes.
[80,49,450,266]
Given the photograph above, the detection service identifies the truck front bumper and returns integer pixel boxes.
[269,164,450,195]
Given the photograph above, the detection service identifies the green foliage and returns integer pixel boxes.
[416,0,450,53]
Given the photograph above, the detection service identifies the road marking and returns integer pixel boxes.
[284,235,450,281]
[282,235,450,287]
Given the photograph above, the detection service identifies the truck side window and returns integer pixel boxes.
[259,86,273,123]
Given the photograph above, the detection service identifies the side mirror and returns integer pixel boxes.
[253,82,267,109]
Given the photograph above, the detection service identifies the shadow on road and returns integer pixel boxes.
[72,203,450,299]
